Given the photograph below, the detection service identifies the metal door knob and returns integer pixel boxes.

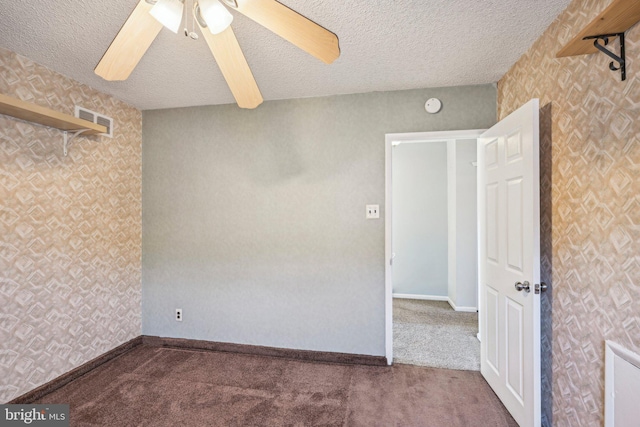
[515,281,531,293]
[535,282,548,294]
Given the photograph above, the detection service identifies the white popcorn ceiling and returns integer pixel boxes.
[0,0,571,110]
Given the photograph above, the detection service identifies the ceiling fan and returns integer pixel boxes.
[94,0,340,109]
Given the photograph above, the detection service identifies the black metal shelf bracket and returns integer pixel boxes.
[583,32,626,81]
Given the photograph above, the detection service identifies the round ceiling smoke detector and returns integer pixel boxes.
[425,98,442,114]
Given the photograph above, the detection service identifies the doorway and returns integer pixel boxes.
[384,130,486,367]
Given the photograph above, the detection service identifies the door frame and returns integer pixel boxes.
[384,129,487,364]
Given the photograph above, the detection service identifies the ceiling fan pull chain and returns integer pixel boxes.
[189,0,199,39]
[183,0,188,37]
[189,0,193,36]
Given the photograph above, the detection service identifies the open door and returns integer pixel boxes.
[478,99,541,427]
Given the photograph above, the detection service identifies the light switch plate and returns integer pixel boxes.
[366,204,380,219]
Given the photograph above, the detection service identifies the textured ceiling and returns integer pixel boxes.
[0,0,571,110]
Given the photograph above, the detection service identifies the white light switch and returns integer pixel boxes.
[366,204,380,219]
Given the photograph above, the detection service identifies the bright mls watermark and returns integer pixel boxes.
[0,405,69,426]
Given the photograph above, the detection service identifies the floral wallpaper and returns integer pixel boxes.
[0,47,142,402]
[498,0,640,425]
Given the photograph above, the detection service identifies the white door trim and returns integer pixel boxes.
[384,129,486,365]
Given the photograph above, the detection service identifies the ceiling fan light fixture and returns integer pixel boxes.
[150,0,185,34]
[198,0,233,35]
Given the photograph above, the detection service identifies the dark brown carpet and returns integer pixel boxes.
[33,345,517,426]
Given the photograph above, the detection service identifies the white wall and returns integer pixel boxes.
[449,139,478,310]
[447,140,457,303]
[391,138,479,306]
[392,142,449,297]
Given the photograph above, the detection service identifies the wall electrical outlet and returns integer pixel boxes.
[175,308,182,322]
[366,204,380,219]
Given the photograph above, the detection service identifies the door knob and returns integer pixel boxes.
[515,281,531,293]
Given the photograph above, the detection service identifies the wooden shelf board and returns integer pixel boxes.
[0,93,107,134]
[557,0,640,58]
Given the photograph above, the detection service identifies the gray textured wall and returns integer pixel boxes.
[392,142,448,296]
[142,85,496,356]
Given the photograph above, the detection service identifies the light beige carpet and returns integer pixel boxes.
[393,299,480,371]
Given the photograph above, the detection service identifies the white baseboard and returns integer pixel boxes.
[393,293,448,301]
[447,298,478,312]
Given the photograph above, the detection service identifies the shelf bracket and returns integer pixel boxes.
[583,32,625,81]
[63,129,90,156]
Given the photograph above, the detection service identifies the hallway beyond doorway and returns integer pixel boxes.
[393,299,480,370]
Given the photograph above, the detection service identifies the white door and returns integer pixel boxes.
[478,99,541,427]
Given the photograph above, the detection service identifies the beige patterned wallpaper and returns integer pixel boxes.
[498,0,640,426]
[0,47,142,402]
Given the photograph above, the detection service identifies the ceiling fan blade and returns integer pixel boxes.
[95,0,163,81]
[233,0,340,64]
[199,25,263,109]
